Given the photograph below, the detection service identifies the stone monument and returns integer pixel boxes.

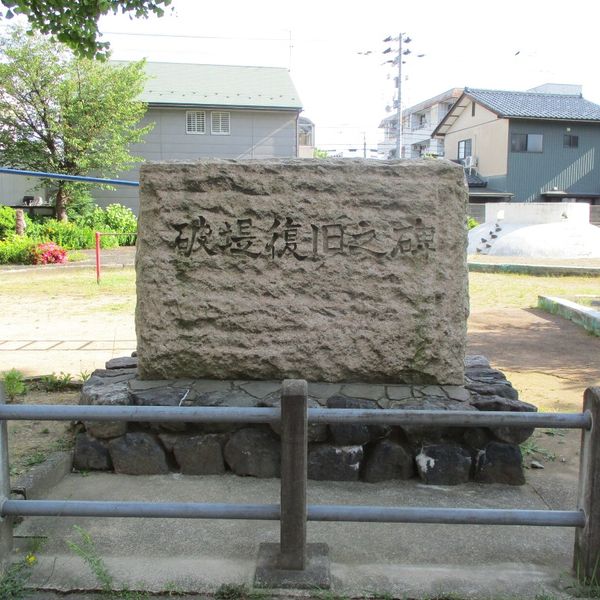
[136,159,469,385]
[77,159,534,487]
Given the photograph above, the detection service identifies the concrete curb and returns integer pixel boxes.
[538,295,600,337]
[11,451,73,500]
[469,261,600,277]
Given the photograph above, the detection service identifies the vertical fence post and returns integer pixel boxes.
[0,383,13,568]
[279,379,308,570]
[574,387,600,583]
[95,231,101,285]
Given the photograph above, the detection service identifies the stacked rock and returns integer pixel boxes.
[74,354,533,486]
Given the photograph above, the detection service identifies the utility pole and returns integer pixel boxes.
[383,34,424,159]
[395,34,403,159]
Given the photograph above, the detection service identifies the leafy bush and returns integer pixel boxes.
[0,205,16,240]
[75,203,137,246]
[0,235,35,264]
[29,242,67,265]
[25,219,118,250]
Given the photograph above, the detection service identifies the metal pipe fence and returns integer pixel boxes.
[0,380,598,586]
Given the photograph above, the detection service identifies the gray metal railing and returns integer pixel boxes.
[0,381,598,585]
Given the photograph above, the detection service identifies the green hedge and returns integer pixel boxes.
[0,235,35,264]
[25,220,119,250]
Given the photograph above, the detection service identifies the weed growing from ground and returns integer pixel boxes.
[0,538,43,599]
[1,369,27,401]
[39,371,74,392]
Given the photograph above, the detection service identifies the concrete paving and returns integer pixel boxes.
[12,468,581,599]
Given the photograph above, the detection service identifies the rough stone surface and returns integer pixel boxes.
[81,375,131,439]
[390,397,477,441]
[106,356,138,370]
[415,444,472,485]
[77,356,535,484]
[136,159,468,384]
[129,387,188,407]
[474,441,525,485]
[307,444,363,481]
[73,434,112,471]
[471,395,537,444]
[108,433,169,475]
[173,434,225,475]
[362,439,415,482]
[224,428,281,478]
[326,395,389,445]
[261,393,328,442]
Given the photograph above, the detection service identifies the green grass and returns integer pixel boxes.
[0,267,136,299]
[1,268,597,315]
[468,272,600,311]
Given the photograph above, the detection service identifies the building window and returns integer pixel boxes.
[511,133,543,153]
[211,111,230,135]
[471,102,476,117]
[564,134,579,148]
[458,139,472,160]
[186,111,205,134]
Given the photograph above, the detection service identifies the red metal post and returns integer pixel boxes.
[95,232,101,284]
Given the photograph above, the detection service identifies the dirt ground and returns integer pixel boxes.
[7,388,79,482]
[468,306,600,481]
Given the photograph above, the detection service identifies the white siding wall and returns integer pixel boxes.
[0,174,42,207]
[94,107,299,213]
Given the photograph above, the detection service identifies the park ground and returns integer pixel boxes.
[1,256,599,486]
[0,253,599,598]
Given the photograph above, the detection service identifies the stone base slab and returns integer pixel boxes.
[254,542,330,589]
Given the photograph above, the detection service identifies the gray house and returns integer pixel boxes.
[433,84,600,203]
[92,62,303,212]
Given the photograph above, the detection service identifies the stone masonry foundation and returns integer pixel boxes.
[74,355,534,486]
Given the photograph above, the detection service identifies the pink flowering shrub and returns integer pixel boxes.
[29,242,67,265]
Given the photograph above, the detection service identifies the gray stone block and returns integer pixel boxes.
[239,381,281,398]
[307,444,363,481]
[108,432,169,475]
[471,395,537,444]
[416,444,472,485]
[340,383,386,401]
[105,356,138,370]
[73,433,112,471]
[362,439,415,482]
[192,379,232,393]
[474,441,525,485]
[326,395,389,445]
[263,394,327,442]
[307,382,342,400]
[129,387,188,407]
[173,434,225,475]
[386,385,414,401]
[444,385,472,402]
[84,420,127,439]
[390,397,477,441]
[224,428,280,478]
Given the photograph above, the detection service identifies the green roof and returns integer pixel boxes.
[112,61,302,110]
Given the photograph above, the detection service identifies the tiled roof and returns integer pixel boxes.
[464,87,600,121]
[111,61,302,110]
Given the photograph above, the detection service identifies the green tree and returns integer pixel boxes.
[0,1,172,59]
[0,28,152,221]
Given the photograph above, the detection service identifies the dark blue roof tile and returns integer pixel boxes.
[465,87,600,121]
